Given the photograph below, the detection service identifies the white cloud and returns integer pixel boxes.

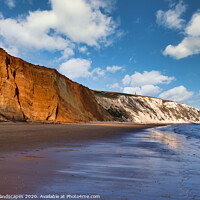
[59,58,108,79]
[0,41,19,57]
[58,58,124,80]
[78,46,87,54]
[122,71,194,100]
[122,71,175,87]
[122,71,175,97]
[110,83,122,90]
[159,85,193,102]
[0,17,71,51]
[92,64,122,78]
[188,90,200,104]
[156,0,186,30]
[163,36,200,59]
[163,11,200,59]
[92,68,106,76]
[58,48,75,62]
[0,0,117,58]
[106,65,122,73]
[59,58,92,79]
[5,0,15,9]
[51,0,116,45]
[123,85,161,96]
[185,11,200,36]
[122,75,132,85]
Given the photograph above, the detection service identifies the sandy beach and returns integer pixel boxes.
[0,123,200,199]
[0,122,157,153]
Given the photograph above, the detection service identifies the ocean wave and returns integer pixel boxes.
[155,124,200,139]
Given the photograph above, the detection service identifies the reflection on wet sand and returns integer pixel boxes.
[47,127,200,199]
[149,129,185,150]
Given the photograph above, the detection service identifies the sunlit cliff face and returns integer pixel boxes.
[0,48,111,123]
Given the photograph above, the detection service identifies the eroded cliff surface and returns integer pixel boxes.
[0,48,110,122]
[1,49,199,124]
[94,91,200,124]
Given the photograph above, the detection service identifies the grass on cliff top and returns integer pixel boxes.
[93,90,136,99]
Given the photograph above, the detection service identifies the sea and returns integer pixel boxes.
[158,124,200,139]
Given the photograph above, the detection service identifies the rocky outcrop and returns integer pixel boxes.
[0,48,111,123]
[94,91,200,124]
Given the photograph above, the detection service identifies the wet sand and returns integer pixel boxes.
[0,123,200,199]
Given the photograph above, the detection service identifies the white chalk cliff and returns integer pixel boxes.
[94,91,200,124]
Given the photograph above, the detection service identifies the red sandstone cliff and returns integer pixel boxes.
[0,48,111,123]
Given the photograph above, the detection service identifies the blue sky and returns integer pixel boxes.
[0,0,200,108]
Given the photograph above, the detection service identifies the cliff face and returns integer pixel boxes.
[0,48,110,122]
[1,49,200,124]
[94,91,200,124]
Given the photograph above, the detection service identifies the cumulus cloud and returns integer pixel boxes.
[0,41,19,57]
[185,11,200,36]
[110,83,122,90]
[0,13,72,51]
[59,58,118,79]
[59,58,92,79]
[92,68,106,76]
[58,48,75,62]
[0,0,117,59]
[122,71,175,87]
[121,71,194,100]
[159,85,193,102]
[106,65,122,73]
[78,46,87,54]
[51,0,116,45]
[156,0,186,30]
[123,85,161,96]
[163,11,200,59]
[163,36,200,59]
[121,71,175,96]
[92,65,122,77]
